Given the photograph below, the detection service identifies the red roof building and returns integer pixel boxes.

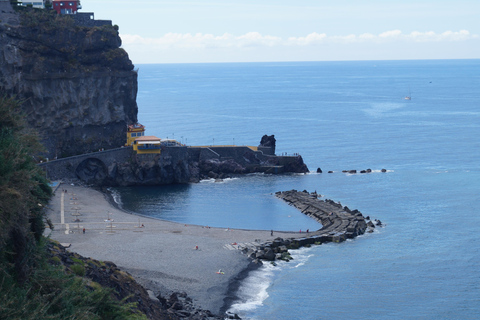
[52,1,82,14]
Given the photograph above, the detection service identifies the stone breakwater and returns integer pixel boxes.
[241,190,381,263]
[276,190,369,240]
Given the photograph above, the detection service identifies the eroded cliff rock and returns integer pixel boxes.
[0,5,138,157]
[106,151,197,186]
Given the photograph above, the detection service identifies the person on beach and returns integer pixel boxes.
[83,228,85,234]
[271,230,273,236]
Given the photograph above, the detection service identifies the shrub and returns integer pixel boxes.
[70,264,85,277]
[49,256,61,265]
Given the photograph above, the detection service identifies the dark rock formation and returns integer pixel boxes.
[259,134,276,148]
[106,153,195,186]
[258,134,276,155]
[48,241,226,320]
[0,5,138,158]
[75,157,108,185]
[41,143,310,186]
[281,155,309,173]
[198,158,246,177]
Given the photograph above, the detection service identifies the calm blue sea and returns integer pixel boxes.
[114,60,480,319]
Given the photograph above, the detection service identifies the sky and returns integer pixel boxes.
[81,0,480,64]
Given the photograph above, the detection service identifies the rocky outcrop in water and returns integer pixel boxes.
[0,4,138,158]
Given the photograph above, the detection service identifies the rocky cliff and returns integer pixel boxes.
[0,4,138,158]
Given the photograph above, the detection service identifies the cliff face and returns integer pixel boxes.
[0,5,138,157]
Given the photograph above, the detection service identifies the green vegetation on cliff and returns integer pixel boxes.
[0,95,51,283]
[0,96,146,319]
[16,8,133,74]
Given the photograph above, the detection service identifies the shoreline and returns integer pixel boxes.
[47,183,289,315]
[102,185,266,314]
[47,183,374,317]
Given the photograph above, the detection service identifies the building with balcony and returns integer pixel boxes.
[126,123,162,154]
[132,136,162,154]
[126,123,145,146]
[52,0,81,14]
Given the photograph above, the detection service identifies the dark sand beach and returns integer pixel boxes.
[47,184,294,314]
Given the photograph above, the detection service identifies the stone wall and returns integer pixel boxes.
[39,147,134,181]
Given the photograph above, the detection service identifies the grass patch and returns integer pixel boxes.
[70,264,85,277]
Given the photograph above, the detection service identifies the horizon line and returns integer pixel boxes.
[132,57,480,66]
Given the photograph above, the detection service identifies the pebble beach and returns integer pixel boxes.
[46,183,291,314]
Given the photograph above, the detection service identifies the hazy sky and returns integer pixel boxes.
[82,0,480,64]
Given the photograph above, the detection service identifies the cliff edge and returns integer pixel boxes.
[0,4,138,158]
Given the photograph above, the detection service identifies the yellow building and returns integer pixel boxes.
[126,123,145,146]
[133,136,162,154]
[126,123,161,154]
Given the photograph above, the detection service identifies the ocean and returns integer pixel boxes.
[113,60,480,319]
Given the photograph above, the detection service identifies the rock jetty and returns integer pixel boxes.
[276,190,369,241]
[240,190,376,263]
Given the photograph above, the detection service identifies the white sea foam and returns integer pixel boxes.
[229,247,315,317]
[228,263,276,314]
[199,177,239,183]
[289,247,315,267]
[107,188,123,206]
[219,177,239,183]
